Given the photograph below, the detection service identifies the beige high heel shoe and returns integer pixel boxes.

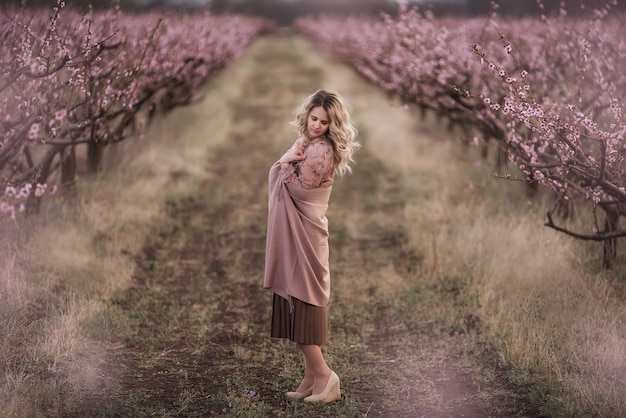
[304,371,341,403]
[285,386,313,400]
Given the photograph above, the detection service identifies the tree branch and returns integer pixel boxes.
[545,210,626,241]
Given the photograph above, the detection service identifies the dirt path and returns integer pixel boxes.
[75,35,543,417]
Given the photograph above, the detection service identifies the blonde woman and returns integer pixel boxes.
[264,89,360,403]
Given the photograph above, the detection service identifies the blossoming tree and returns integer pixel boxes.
[0,2,265,220]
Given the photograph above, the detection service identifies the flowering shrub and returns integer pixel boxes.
[296,2,626,267]
[0,2,264,220]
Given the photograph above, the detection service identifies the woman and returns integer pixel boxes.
[264,89,359,403]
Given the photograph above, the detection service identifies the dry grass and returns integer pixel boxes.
[447,200,626,415]
[467,161,622,415]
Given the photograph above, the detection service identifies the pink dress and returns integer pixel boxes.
[264,139,335,309]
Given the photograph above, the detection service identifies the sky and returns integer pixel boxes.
[130,0,466,12]
[159,0,463,4]
[165,0,207,5]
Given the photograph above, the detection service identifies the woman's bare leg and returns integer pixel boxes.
[294,349,315,392]
[298,344,332,394]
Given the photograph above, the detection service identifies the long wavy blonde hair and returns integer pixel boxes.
[290,89,360,176]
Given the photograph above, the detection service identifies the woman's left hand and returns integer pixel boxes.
[279,141,306,164]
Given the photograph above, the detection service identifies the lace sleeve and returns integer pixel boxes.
[282,140,334,189]
[279,161,297,183]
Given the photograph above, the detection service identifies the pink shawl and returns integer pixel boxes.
[264,161,332,308]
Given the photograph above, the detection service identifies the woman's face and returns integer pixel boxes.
[306,106,330,140]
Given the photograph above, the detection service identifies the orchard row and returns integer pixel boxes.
[296,2,626,267]
[0,3,266,219]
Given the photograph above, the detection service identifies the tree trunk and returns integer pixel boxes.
[496,145,508,171]
[88,141,104,173]
[27,146,61,214]
[61,145,76,187]
[602,208,619,270]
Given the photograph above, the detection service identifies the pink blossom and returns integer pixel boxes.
[28,123,41,139]
[35,184,47,197]
[54,109,67,120]
[0,202,12,213]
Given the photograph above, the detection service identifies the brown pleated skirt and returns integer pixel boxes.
[271,294,328,346]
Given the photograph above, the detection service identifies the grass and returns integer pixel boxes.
[0,33,624,417]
